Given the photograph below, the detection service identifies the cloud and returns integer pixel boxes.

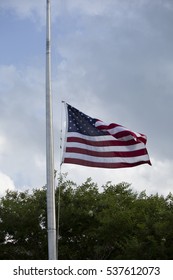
[56,0,173,158]
[0,64,46,188]
[0,0,45,21]
[0,0,61,25]
[61,157,173,197]
[54,0,173,196]
[0,172,15,196]
[1,0,173,196]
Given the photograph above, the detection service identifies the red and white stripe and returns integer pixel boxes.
[95,120,147,144]
[62,130,151,169]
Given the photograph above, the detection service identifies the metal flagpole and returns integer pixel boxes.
[46,0,57,260]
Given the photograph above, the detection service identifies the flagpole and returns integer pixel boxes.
[46,0,57,260]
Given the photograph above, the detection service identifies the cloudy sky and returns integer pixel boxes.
[0,0,173,196]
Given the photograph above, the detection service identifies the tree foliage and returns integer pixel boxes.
[1,175,173,259]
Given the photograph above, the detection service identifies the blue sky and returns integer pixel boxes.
[0,12,44,66]
[0,0,173,196]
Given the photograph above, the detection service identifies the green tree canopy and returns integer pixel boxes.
[0,188,47,259]
[0,175,173,260]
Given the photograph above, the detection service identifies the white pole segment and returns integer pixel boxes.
[46,0,57,260]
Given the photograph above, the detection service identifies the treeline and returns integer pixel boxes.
[0,175,173,260]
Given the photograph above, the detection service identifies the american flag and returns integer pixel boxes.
[62,103,151,168]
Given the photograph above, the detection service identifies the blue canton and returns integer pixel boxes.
[67,104,108,136]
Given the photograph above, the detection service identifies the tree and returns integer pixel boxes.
[1,176,173,260]
[0,189,47,259]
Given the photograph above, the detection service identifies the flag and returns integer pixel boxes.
[62,103,151,168]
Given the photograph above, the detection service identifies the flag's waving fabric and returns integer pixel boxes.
[62,103,151,168]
